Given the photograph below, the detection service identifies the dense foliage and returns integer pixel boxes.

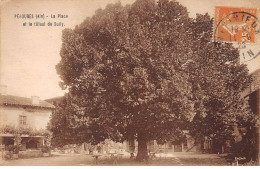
[0,125,50,137]
[51,0,258,161]
[188,13,258,160]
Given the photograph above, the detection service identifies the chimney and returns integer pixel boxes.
[0,85,7,95]
[31,96,40,105]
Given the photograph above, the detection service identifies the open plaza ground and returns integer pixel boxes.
[1,152,232,166]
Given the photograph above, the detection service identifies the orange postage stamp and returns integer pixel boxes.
[214,6,258,43]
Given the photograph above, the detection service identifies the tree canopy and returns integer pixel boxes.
[51,0,257,161]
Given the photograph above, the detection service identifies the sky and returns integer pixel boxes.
[0,0,259,100]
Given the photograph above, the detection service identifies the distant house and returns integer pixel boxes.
[0,85,55,149]
[45,96,64,106]
[243,69,260,160]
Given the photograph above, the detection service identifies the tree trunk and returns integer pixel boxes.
[136,137,148,162]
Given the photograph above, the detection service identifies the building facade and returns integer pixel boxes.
[0,85,55,150]
[244,69,260,161]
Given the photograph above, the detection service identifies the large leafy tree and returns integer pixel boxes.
[51,0,257,161]
[55,0,194,161]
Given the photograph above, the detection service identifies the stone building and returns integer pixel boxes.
[242,68,260,161]
[0,85,55,150]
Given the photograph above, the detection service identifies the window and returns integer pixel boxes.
[19,115,27,126]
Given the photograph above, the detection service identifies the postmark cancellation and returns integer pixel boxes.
[214,6,259,43]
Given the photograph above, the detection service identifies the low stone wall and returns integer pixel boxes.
[18,150,43,158]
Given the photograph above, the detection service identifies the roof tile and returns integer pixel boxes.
[0,95,55,109]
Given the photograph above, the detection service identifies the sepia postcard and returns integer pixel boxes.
[0,0,260,166]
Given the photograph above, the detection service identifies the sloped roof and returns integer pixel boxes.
[242,68,260,97]
[250,68,260,76]
[249,68,260,94]
[45,96,64,105]
[0,95,55,109]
